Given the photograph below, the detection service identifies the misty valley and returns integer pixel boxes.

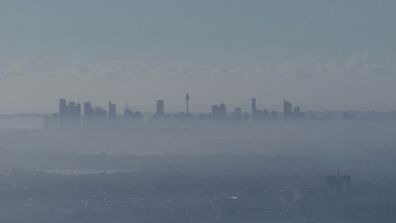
[2,0,396,222]
[0,116,396,222]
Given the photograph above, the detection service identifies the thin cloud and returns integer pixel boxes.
[1,53,396,81]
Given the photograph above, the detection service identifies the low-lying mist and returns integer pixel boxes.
[0,115,395,178]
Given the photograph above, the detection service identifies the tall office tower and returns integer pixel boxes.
[293,106,301,115]
[234,107,242,119]
[59,98,67,127]
[212,105,219,117]
[326,172,352,193]
[156,100,165,117]
[212,103,226,119]
[124,106,133,117]
[59,98,81,128]
[251,98,257,116]
[108,102,117,118]
[219,103,226,118]
[283,100,292,118]
[185,93,190,113]
[59,98,67,118]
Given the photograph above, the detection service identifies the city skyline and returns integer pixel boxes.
[0,1,396,113]
[6,93,396,116]
[47,93,396,130]
[56,96,301,117]
[1,2,396,222]
[49,96,314,128]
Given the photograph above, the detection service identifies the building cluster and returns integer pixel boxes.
[58,99,81,128]
[211,103,227,120]
[45,99,143,129]
[326,171,352,193]
[44,94,306,129]
[283,100,304,119]
[291,171,352,205]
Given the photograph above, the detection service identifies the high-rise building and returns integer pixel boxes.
[156,100,165,117]
[233,107,242,120]
[59,98,67,118]
[251,98,257,116]
[219,103,226,117]
[293,106,301,117]
[211,103,227,119]
[124,106,133,117]
[283,100,292,118]
[58,98,81,128]
[326,171,351,193]
[185,93,190,114]
[108,102,116,118]
[124,106,143,120]
[211,105,219,117]
[251,98,269,120]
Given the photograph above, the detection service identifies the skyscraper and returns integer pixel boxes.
[124,106,133,117]
[211,105,219,117]
[233,107,242,120]
[283,100,292,118]
[185,93,190,114]
[58,98,81,128]
[108,102,116,118]
[59,98,67,118]
[212,103,226,119]
[156,100,165,117]
[293,106,300,115]
[219,103,226,117]
[251,98,257,116]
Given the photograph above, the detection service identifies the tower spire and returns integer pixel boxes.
[185,92,190,113]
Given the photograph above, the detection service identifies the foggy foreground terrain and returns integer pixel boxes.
[1,116,396,222]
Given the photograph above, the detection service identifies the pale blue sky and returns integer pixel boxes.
[0,0,395,113]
